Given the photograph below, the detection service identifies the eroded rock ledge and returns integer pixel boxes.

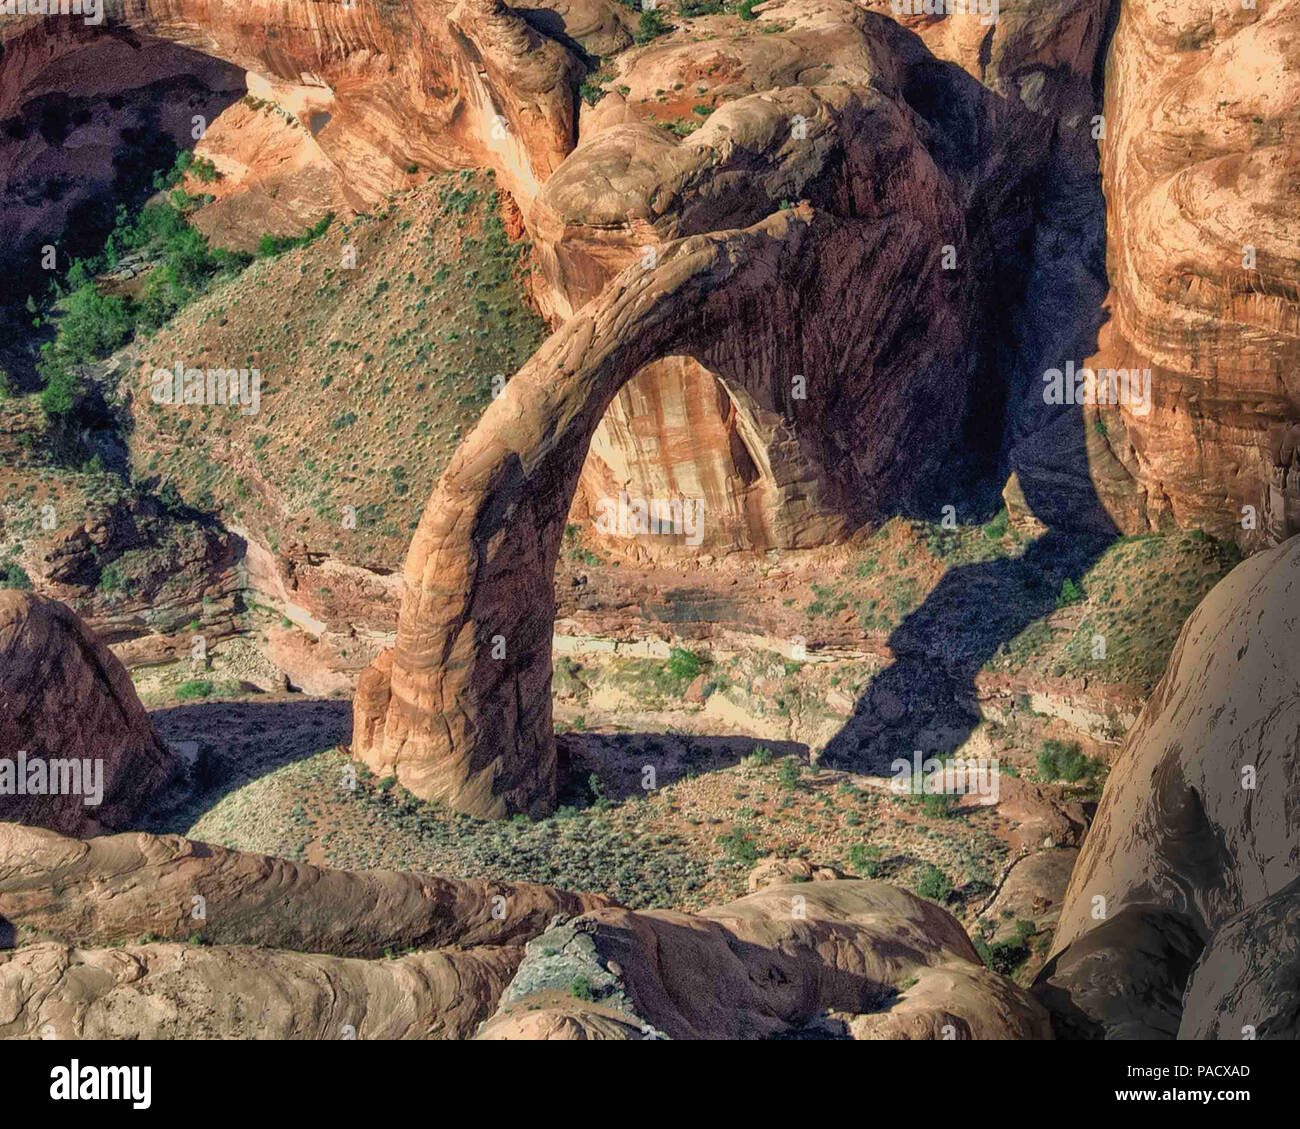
[0,823,1049,1040]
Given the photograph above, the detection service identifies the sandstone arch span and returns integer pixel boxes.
[352,201,972,816]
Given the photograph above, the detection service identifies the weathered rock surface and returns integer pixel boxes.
[1179,877,1300,1041]
[0,826,1046,1040]
[1034,533,1300,1038]
[0,0,584,227]
[0,941,519,1040]
[537,5,1103,553]
[485,880,1052,1039]
[0,594,175,836]
[747,855,843,892]
[1083,0,1300,545]
[0,823,613,958]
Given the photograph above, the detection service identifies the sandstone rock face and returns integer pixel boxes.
[0,823,613,958]
[352,198,979,815]
[484,880,1052,1039]
[1083,0,1300,545]
[0,594,175,836]
[0,0,584,224]
[1033,534,1300,1038]
[1179,877,1300,1041]
[747,855,843,892]
[0,941,520,1040]
[0,821,591,1039]
[0,19,247,299]
[535,6,1104,554]
[0,825,1044,1040]
[349,0,1123,809]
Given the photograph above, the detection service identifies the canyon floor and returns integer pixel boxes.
[117,517,1238,988]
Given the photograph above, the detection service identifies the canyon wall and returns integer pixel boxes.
[1086,0,1300,544]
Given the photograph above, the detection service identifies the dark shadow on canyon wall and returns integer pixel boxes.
[822,102,1120,776]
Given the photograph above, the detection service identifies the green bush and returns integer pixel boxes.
[1056,577,1083,607]
[777,759,801,790]
[737,0,760,19]
[848,842,881,877]
[1036,739,1102,783]
[717,825,759,865]
[258,214,333,258]
[175,680,215,701]
[634,9,669,43]
[55,284,132,363]
[1,563,33,590]
[982,508,1009,540]
[665,646,702,682]
[914,864,952,902]
[39,365,80,420]
[976,920,1035,976]
[97,564,126,592]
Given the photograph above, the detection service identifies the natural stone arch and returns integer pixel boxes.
[352,201,972,817]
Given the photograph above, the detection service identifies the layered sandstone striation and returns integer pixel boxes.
[0,593,175,836]
[1079,0,1300,544]
[1034,533,1300,1038]
[0,941,520,1040]
[0,822,613,957]
[482,879,1052,1039]
[0,823,1049,1039]
[0,0,583,228]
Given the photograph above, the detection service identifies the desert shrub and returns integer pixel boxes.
[97,564,126,592]
[717,825,759,865]
[848,842,881,877]
[175,679,215,701]
[976,920,1035,976]
[1,563,33,590]
[914,864,952,902]
[1036,739,1102,783]
[1056,577,1083,607]
[982,508,1009,540]
[777,758,801,790]
[665,646,702,681]
[634,9,668,43]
